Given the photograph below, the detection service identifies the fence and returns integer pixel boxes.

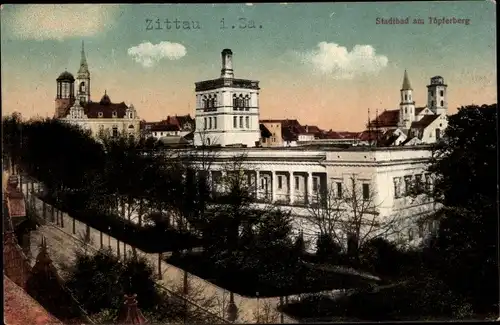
[22,181,231,324]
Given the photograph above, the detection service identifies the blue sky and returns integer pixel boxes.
[1,3,496,130]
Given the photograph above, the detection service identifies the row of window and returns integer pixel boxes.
[233,116,251,129]
[204,117,217,130]
[393,173,432,198]
[201,94,251,111]
[429,90,445,97]
[264,176,370,201]
[430,100,444,107]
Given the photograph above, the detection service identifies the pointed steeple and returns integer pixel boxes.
[401,70,412,90]
[78,41,89,76]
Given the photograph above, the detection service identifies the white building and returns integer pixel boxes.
[55,42,141,139]
[370,71,448,145]
[183,145,440,250]
[194,49,261,147]
[187,50,444,249]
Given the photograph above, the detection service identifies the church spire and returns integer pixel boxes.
[401,69,412,90]
[78,41,89,75]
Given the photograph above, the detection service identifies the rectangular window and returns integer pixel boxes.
[278,176,282,189]
[204,118,207,130]
[415,174,423,193]
[440,90,444,97]
[112,127,118,138]
[209,117,212,129]
[336,182,342,198]
[404,176,412,195]
[295,176,299,190]
[261,178,264,190]
[245,116,250,128]
[362,183,370,200]
[233,116,237,128]
[214,117,217,129]
[239,116,243,128]
[313,177,318,191]
[393,177,401,198]
[424,173,432,191]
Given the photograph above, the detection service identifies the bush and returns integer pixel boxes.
[280,273,473,321]
[65,248,161,315]
[316,234,342,264]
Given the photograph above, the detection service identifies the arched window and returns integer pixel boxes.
[204,117,207,130]
[245,116,250,128]
[245,95,250,109]
[233,94,238,109]
[405,94,408,101]
[440,100,444,106]
[209,117,212,129]
[239,116,243,128]
[436,128,441,140]
[239,94,244,110]
[211,96,216,108]
[203,96,208,109]
[79,82,86,93]
[213,117,217,129]
[112,111,117,118]
[206,138,211,146]
[233,116,237,128]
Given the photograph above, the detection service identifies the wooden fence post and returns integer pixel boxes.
[158,253,162,280]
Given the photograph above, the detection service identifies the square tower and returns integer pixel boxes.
[194,49,261,147]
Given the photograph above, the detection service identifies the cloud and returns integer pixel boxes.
[5,4,119,41]
[127,41,187,68]
[296,42,389,79]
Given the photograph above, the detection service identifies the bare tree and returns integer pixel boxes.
[303,174,400,258]
[252,299,281,324]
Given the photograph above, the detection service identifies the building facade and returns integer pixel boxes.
[55,42,141,139]
[184,145,440,249]
[194,49,261,147]
[369,71,448,145]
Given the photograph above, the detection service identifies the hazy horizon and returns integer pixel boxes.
[1,3,496,131]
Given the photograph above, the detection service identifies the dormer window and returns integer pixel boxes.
[129,112,133,119]
[112,111,117,118]
[98,112,103,118]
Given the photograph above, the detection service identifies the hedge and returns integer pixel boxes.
[36,193,202,254]
[167,251,381,298]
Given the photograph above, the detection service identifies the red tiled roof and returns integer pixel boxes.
[370,109,400,128]
[4,275,63,325]
[62,93,129,118]
[150,124,180,132]
[358,130,383,141]
[415,107,427,115]
[411,114,440,129]
[3,229,32,290]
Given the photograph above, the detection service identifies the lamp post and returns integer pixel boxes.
[226,291,238,323]
[256,291,260,323]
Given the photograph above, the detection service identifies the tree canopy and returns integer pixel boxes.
[426,104,498,313]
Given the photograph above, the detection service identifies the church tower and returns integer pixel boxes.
[55,71,75,118]
[398,70,416,129]
[75,41,91,104]
[427,76,447,116]
[194,49,261,147]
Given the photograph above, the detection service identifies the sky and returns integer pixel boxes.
[1,3,497,131]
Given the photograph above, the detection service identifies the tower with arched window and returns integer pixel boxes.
[194,49,261,147]
[427,76,447,116]
[55,71,75,118]
[398,70,416,129]
[75,41,91,104]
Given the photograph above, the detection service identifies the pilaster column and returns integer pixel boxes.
[271,171,277,203]
[307,172,313,204]
[289,172,295,205]
[255,170,260,199]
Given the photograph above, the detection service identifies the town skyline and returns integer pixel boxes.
[1,3,496,131]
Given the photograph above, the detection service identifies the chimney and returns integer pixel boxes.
[221,49,234,78]
[117,294,148,324]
